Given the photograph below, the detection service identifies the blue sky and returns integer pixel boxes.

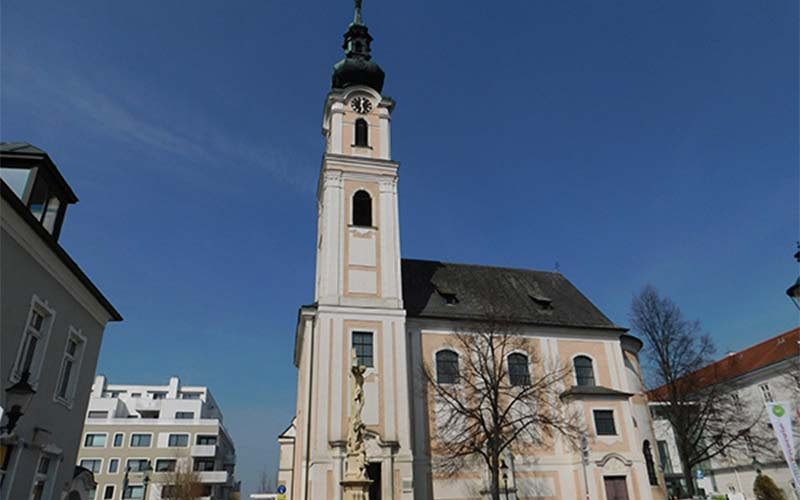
[2,0,797,495]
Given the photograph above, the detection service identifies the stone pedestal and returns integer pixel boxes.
[340,477,372,500]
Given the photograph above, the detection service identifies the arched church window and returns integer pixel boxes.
[355,118,369,147]
[436,350,459,384]
[352,190,372,227]
[574,356,595,386]
[643,440,658,485]
[508,353,530,386]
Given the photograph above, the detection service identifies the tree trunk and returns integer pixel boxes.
[490,456,501,500]
[677,444,696,496]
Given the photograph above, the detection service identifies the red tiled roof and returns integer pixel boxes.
[648,327,800,400]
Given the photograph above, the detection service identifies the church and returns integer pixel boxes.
[277,3,667,500]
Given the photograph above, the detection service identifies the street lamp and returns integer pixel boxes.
[786,246,800,310]
[1,371,36,434]
[500,459,509,500]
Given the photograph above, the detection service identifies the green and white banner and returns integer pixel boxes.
[766,402,799,495]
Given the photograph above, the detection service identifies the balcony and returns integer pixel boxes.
[196,470,228,483]
[191,444,216,457]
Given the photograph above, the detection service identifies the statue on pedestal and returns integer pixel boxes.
[341,348,373,499]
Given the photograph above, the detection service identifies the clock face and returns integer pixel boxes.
[350,97,372,114]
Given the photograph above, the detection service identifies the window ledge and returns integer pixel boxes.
[351,144,373,150]
[53,395,75,410]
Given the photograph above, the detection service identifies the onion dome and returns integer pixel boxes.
[332,0,385,93]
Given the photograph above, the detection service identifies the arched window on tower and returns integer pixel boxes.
[643,440,658,485]
[436,350,459,384]
[355,118,369,147]
[352,190,372,227]
[508,353,530,386]
[574,356,595,386]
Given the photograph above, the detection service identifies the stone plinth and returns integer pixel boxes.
[340,477,372,500]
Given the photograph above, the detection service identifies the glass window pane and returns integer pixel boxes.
[0,168,32,198]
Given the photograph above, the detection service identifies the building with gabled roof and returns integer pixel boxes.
[0,143,122,500]
[648,328,800,499]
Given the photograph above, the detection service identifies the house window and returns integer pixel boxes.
[508,353,530,386]
[196,435,217,445]
[55,329,85,403]
[657,440,672,473]
[759,383,773,403]
[181,392,201,400]
[352,190,372,227]
[354,118,368,147]
[13,299,54,385]
[168,434,189,447]
[436,350,459,384]
[175,411,194,419]
[30,455,56,500]
[103,485,115,499]
[84,434,107,447]
[113,433,124,447]
[155,459,176,472]
[126,459,150,472]
[643,440,658,485]
[574,356,595,386]
[352,332,374,367]
[108,459,119,474]
[123,485,144,499]
[80,459,102,473]
[593,410,616,436]
[88,411,108,419]
[150,392,167,400]
[0,445,15,489]
[194,458,216,472]
[130,434,151,447]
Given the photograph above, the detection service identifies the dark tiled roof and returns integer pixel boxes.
[648,327,800,400]
[561,385,632,399]
[401,258,622,330]
[0,142,48,155]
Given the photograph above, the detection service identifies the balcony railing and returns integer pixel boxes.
[190,444,217,457]
[196,470,228,483]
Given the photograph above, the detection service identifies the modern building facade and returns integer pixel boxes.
[279,4,667,500]
[0,143,122,500]
[77,376,238,500]
[650,327,800,500]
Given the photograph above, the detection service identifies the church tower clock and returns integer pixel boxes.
[289,2,414,499]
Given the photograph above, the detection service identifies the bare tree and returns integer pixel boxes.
[258,467,275,493]
[631,285,768,496]
[159,462,204,500]
[421,313,581,500]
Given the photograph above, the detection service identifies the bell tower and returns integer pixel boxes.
[315,1,401,308]
[291,1,414,499]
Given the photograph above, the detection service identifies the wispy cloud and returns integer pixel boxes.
[1,50,314,192]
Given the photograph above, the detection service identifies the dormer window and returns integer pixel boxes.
[529,294,553,311]
[436,287,459,305]
[354,119,369,147]
[1,143,77,241]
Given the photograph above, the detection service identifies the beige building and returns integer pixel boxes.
[77,376,237,500]
[0,143,122,500]
[279,4,668,500]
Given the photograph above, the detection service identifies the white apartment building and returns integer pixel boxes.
[77,376,238,500]
[651,327,800,500]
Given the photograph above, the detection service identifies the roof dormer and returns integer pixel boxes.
[0,143,78,241]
